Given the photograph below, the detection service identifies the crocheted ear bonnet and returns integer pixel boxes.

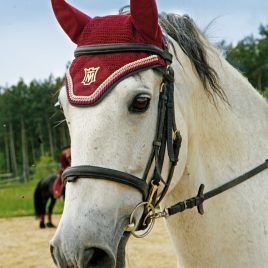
[52,0,167,105]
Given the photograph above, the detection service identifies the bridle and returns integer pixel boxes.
[63,41,182,233]
[62,42,268,238]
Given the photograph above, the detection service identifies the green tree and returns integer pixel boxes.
[0,76,68,180]
[224,24,268,92]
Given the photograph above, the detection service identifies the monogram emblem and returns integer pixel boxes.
[82,67,100,85]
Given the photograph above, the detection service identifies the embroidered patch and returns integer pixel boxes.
[82,67,100,86]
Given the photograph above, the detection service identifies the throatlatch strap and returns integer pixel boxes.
[166,69,176,163]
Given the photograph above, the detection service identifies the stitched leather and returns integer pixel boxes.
[74,43,173,63]
[63,165,148,199]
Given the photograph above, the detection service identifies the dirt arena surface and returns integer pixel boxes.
[0,215,176,268]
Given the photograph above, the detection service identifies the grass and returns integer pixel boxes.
[0,179,64,218]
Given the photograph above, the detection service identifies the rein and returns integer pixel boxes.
[62,42,268,238]
[153,159,268,218]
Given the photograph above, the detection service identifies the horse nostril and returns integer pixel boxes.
[50,239,115,267]
[84,247,114,267]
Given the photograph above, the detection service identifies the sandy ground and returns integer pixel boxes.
[0,215,177,268]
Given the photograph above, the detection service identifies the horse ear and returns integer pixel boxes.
[130,0,160,41]
[51,0,91,44]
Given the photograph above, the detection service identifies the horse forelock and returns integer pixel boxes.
[159,13,228,105]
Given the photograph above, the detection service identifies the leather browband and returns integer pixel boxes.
[74,43,173,63]
[62,165,149,199]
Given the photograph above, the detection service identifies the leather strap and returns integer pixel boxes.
[204,159,268,200]
[166,159,268,216]
[62,165,148,199]
[74,43,173,63]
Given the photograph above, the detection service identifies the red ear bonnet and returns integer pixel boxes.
[51,0,91,43]
[52,0,166,105]
[130,0,162,44]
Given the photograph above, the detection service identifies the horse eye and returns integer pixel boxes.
[129,94,151,113]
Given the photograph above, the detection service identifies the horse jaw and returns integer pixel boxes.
[50,70,161,267]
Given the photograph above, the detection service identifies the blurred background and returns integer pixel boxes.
[0,0,267,235]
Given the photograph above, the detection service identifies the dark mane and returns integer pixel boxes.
[159,13,228,103]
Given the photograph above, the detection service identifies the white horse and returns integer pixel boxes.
[50,1,268,267]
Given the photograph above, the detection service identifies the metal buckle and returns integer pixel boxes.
[173,129,180,138]
[160,82,166,92]
[146,181,159,208]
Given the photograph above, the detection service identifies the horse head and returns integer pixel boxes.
[50,1,268,267]
[50,1,187,267]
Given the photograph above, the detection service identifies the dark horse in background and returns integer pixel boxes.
[34,175,58,228]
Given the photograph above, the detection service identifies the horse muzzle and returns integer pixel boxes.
[50,242,116,268]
